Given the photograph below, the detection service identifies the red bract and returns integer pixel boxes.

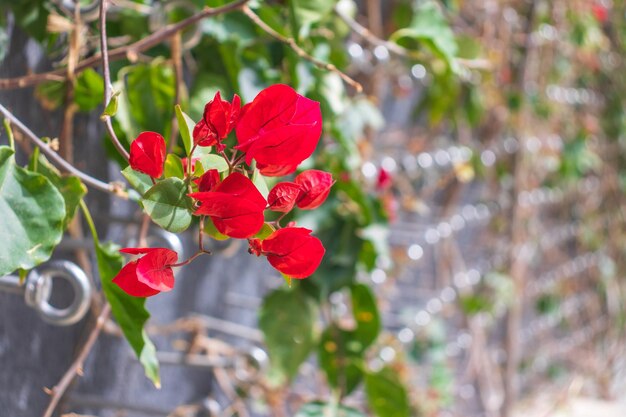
[249,227,324,278]
[189,172,266,238]
[113,248,178,297]
[235,84,322,176]
[376,168,392,190]
[129,131,166,178]
[295,170,334,210]
[267,182,302,212]
[181,156,200,173]
[193,91,241,150]
[193,169,221,192]
[592,3,608,23]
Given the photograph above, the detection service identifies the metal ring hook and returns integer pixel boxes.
[25,260,93,326]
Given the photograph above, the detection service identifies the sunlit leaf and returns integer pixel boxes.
[95,241,160,387]
[141,177,193,233]
[259,288,318,385]
[0,146,65,275]
[364,368,410,417]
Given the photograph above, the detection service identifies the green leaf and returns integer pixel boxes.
[364,368,410,417]
[121,166,153,196]
[125,61,176,134]
[35,80,65,110]
[252,168,270,199]
[289,0,335,38]
[282,272,293,288]
[0,146,65,275]
[141,178,193,233]
[536,294,560,315]
[459,293,491,316]
[390,1,458,71]
[253,222,276,240]
[28,153,87,229]
[259,288,318,384]
[18,268,28,284]
[163,154,185,179]
[74,68,104,112]
[204,216,229,241]
[1,0,49,41]
[197,154,229,173]
[318,326,364,395]
[295,401,365,417]
[359,224,390,271]
[102,91,121,118]
[94,241,160,387]
[351,284,380,348]
[174,105,196,157]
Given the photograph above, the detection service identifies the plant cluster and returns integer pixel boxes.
[114,84,333,297]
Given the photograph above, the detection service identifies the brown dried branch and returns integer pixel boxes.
[0,103,123,196]
[334,5,419,59]
[0,0,250,90]
[168,32,184,154]
[99,0,130,161]
[42,304,111,417]
[241,5,363,93]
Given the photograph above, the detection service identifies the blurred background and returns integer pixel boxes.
[0,0,625,416]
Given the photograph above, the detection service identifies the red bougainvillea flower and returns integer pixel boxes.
[592,3,608,23]
[193,91,241,150]
[235,84,322,176]
[129,131,166,178]
[376,168,392,190]
[295,170,334,210]
[113,248,178,297]
[193,169,221,192]
[249,227,325,278]
[189,172,266,238]
[267,182,302,212]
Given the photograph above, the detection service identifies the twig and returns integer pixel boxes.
[138,213,151,247]
[334,5,418,59]
[241,5,363,93]
[168,32,184,154]
[502,2,538,416]
[59,3,81,161]
[99,0,130,161]
[334,5,492,70]
[42,303,111,417]
[0,0,250,90]
[366,0,383,37]
[0,103,123,196]
[214,367,251,417]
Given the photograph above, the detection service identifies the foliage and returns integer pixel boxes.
[1,0,625,415]
[0,146,65,275]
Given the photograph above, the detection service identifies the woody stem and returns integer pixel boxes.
[187,144,197,177]
[231,153,246,168]
[268,212,289,228]
[220,150,233,174]
[198,216,206,252]
[170,249,210,268]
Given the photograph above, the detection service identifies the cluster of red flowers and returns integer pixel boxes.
[113,84,333,297]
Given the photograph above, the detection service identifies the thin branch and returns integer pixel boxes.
[502,1,538,416]
[0,103,124,197]
[334,5,492,70]
[0,0,250,90]
[334,5,418,59]
[241,5,363,93]
[59,3,82,162]
[42,303,111,417]
[99,0,130,161]
[168,32,184,154]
